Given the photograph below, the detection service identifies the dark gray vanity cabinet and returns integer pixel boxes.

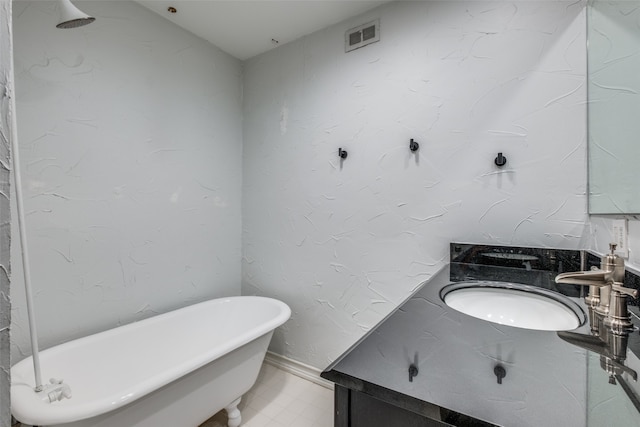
[334,385,453,427]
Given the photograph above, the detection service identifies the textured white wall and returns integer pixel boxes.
[242,1,589,368]
[1,0,13,424]
[10,1,243,362]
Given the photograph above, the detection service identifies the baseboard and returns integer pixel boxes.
[264,351,334,390]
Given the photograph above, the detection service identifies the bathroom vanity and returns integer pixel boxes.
[321,244,640,427]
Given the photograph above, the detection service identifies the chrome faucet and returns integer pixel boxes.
[555,244,638,335]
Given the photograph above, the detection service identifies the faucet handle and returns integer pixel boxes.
[611,283,638,299]
[606,284,638,335]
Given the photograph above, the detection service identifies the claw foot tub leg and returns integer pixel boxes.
[225,398,242,427]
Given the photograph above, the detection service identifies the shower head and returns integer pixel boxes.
[56,0,95,29]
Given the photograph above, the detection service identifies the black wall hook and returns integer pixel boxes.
[494,365,506,384]
[338,148,348,159]
[408,364,419,382]
[494,152,507,167]
[409,138,419,152]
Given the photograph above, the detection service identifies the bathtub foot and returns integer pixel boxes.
[225,398,242,427]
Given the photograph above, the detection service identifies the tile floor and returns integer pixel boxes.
[199,363,334,427]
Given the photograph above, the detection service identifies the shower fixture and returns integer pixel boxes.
[56,0,95,29]
[8,0,95,397]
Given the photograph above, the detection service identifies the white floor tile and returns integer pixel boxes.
[199,363,333,427]
[271,407,300,427]
[242,412,274,427]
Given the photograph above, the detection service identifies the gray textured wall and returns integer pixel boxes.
[11,1,243,363]
[242,0,589,368]
[0,0,13,425]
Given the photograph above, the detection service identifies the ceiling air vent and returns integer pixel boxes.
[345,20,380,53]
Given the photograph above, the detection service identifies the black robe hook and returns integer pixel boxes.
[409,138,419,152]
[495,152,507,167]
[339,148,348,159]
[494,365,506,384]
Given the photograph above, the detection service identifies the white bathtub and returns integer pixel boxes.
[11,296,291,427]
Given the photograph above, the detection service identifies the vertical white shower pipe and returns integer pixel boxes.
[7,46,44,392]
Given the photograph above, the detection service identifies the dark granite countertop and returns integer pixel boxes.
[322,244,640,427]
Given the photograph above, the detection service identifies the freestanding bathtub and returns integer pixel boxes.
[11,296,291,427]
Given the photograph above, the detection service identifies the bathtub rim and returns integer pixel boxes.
[11,295,291,426]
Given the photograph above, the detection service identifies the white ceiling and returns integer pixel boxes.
[136,1,388,60]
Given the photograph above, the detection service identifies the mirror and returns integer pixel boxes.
[588,0,640,214]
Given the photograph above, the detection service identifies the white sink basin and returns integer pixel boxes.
[441,281,586,331]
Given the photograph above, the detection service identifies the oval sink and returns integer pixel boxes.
[440,281,586,331]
